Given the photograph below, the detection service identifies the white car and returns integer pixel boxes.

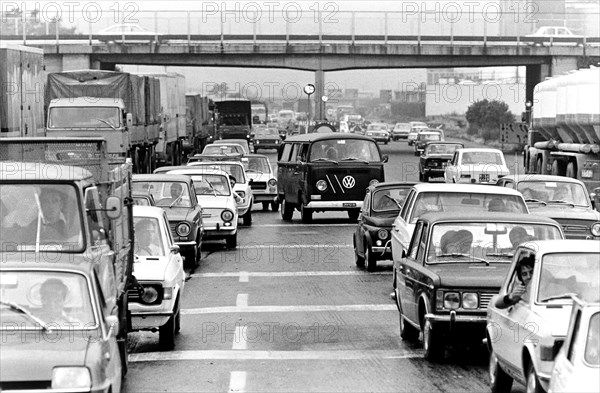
[444,148,509,184]
[244,154,279,211]
[365,123,391,144]
[187,161,254,225]
[202,143,245,156]
[391,123,411,140]
[390,183,529,261]
[213,139,252,154]
[130,206,185,350]
[526,26,583,45]
[407,125,429,146]
[167,168,239,248]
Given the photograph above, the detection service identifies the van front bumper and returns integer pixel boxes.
[305,201,363,209]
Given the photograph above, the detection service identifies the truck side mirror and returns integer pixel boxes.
[382,155,389,163]
[126,113,133,128]
[105,196,122,219]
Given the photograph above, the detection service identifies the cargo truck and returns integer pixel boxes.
[251,102,268,124]
[185,94,214,156]
[215,100,253,143]
[45,70,160,173]
[0,44,45,137]
[0,137,135,377]
[524,66,600,195]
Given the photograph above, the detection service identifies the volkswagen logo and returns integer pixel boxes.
[342,176,356,189]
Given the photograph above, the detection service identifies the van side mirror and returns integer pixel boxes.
[382,155,389,163]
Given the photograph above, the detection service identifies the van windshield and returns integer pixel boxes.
[309,140,381,162]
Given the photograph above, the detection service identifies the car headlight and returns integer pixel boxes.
[221,209,234,222]
[443,292,460,309]
[255,140,260,144]
[316,180,328,191]
[591,222,600,237]
[237,191,246,199]
[462,292,478,309]
[377,229,388,240]
[369,179,379,186]
[141,286,160,304]
[52,367,91,389]
[176,222,191,236]
[268,179,277,187]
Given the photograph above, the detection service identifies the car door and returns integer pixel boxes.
[288,143,303,205]
[445,152,459,182]
[277,143,293,199]
[393,190,417,254]
[356,190,371,255]
[551,307,583,392]
[398,221,425,324]
[163,212,185,289]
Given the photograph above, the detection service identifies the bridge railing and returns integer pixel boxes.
[1,9,598,46]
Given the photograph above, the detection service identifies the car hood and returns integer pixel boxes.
[164,207,194,222]
[427,263,511,288]
[366,214,400,227]
[197,195,234,209]
[133,256,171,281]
[1,334,89,381]
[528,205,600,220]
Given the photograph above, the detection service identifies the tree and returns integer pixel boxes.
[465,99,515,141]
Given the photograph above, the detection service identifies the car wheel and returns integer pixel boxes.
[423,320,443,361]
[398,296,419,342]
[365,244,377,272]
[281,198,293,221]
[526,363,544,393]
[184,246,199,269]
[159,313,176,350]
[384,140,388,145]
[353,235,365,267]
[262,202,270,211]
[243,210,252,226]
[301,203,312,223]
[348,210,360,221]
[270,201,279,211]
[174,300,181,334]
[226,233,237,249]
[489,348,513,393]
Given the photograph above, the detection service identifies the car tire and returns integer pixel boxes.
[174,299,181,334]
[226,233,237,249]
[281,198,294,221]
[353,236,365,267]
[270,201,279,211]
[262,202,270,211]
[365,244,377,272]
[243,210,252,226]
[423,320,443,361]
[526,363,544,393]
[159,313,176,351]
[348,210,360,221]
[184,246,199,269]
[398,298,419,342]
[489,348,513,393]
[301,204,312,223]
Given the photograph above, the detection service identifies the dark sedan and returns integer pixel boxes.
[353,182,414,271]
[419,142,464,182]
[253,127,283,152]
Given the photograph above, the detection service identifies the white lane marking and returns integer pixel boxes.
[232,325,247,350]
[129,349,423,362]
[182,304,396,315]
[192,271,390,278]
[249,224,356,228]
[236,294,249,307]
[239,271,249,282]
[229,371,247,392]
[234,244,353,249]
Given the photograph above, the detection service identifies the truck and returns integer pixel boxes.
[251,102,268,124]
[140,72,187,167]
[524,66,600,195]
[215,100,253,142]
[185,94,214,155]
[45,70,160,173]
[0,137,134,376]
[0,44,45,137]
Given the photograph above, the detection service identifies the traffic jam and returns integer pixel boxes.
[1,45,600,393]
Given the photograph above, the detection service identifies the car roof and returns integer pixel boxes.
[284,133,378,143]
[457,148,503,153]
[418,211,559,225]
[1,261,96,274]
[425,141,463,146]
[132,174,192,183]
[518,239,600,254]
[133,205,166,219]
[167,168,231,177]
[188,161,244,167]
[369,181,416,191]
[244,154,269,159]
[412,183,523,196]
[501,174,585,185]
[214,139,249,145]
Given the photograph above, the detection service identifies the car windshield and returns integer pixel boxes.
[48,107,120,129]
[132,196,152,206]
[419,133,441,142]
[255,128,279,136]
[427,222,563,263]
[586,313,600,366]
[244,157,271,173]
[0,271,96,330]
[309,139,381,162]
[537,253,600,303]
[190,174,231,196]
[188,164,246,183]
[461,152,504,165]
[395,124,410,130]
[368,125,385,131]
[409,192,528,223]
[517,181,589,206]
[134,216,166,256]
[132,181,193,208]
[0,184,84,252]
[372,188,410,212]
[426,144,462,155]
[203,145,244,155]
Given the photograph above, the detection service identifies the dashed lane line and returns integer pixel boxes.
[191,271,390,278]
[233,244,353,249]
[248,224,356,228]
[236,294,249,307]
[181,304,397,315]
[129,349,423,363]
[232,326,248,350]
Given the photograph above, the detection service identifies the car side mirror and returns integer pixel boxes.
[170,245,180,254]
[105,315,119,338]
[382,155,389,163]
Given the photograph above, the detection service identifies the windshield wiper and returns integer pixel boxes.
[341,157,369,164]
[384,194,403,209]
[205,181,218,197]
[525,199,547,206]
[436,253,490,266]
[169,193,183,208]
[311,158,338,164]
[0,300,49,331]
[95,118,117,130]
[547,200,575,207]
[540,292,578,303]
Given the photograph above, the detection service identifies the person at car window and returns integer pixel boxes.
[159,183,185,206]
[495,255,534,308]
[38,278,80,324]
[509,226,536,248]
[375,191,399,210]
[135,219,162,256]
[488,198,507,212]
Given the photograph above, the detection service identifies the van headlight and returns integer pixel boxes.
[443,292,460,309]
[377,229,388,240]
[591,222,600,237]
[52,367,91,389]
[237,191,246,199]
[316,180,328,191]
[369,179,379,186]
[462,293,479,309]
[221,210,234,222]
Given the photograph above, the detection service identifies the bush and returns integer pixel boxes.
[466,100,515,141]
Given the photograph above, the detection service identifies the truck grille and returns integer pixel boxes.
[250,181,267,190]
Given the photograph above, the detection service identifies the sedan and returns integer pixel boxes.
[365,123,391,144]
[131,206,185,350]
[419,142,464,182]
[253,127,283,152]
[444,148,509,184]
[244,154,279,211]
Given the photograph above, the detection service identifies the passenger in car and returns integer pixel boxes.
[488,198,507,212]
[495,255,534,308]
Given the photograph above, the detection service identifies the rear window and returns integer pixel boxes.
[461,151,504,165]
[585,313,599,366]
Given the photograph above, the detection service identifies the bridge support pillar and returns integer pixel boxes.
[315,69,325,121]
[525,64,550,105]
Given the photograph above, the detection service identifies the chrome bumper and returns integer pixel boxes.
[306,201,363,209]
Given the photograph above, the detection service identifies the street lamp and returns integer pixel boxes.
[304,84,315,128]
[321,95,329,121]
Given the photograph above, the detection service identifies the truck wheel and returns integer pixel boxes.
[270,201,279,211]
[226,233,237,249]
[526,363,544,393]
[242,210,252,226]
[281,198,294,221]
[262,202,270,211]
[159,312,176,350]
[423,320,443,361]
[489,348,513,393]
[301,204,312,223]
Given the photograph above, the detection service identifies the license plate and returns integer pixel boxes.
[479,173,490,182]
[343,203,356,207]
[581,169,593,178]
